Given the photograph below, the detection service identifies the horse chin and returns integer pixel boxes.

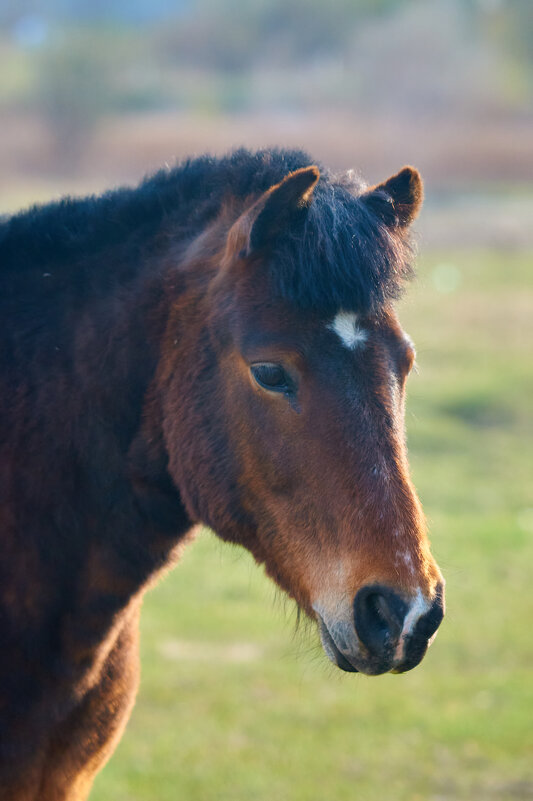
[317,616,398,676]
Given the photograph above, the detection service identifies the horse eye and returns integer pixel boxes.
[250,362,292,393]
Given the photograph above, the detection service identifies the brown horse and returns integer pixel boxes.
[0,149,444,800]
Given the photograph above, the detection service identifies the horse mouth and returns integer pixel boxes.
[316,596,443,676]
[317,617,406,675]
[317,617,359,673]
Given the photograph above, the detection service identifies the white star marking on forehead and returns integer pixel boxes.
[327,311,368,350]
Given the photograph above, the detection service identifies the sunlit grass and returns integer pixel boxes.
[90,249,533,801]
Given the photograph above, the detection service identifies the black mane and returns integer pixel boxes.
[0,148,413,315]
[0,149,314,268]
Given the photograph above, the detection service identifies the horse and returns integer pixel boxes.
[0,148,444,800]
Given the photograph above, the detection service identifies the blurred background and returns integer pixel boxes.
[1,2,532,800]
[1,0,532,247]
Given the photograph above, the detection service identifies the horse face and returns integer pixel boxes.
[165,165,444,676]
[210,272,443,675]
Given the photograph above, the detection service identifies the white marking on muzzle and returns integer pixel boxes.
[394,588,432,662]
[400,550,415,575]
[328,311,368,350]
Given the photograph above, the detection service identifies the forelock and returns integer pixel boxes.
[266,171,415,316]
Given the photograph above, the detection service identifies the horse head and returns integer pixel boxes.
[159,162,444,676]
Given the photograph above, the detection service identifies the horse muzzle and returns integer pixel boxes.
[314,583,445,675]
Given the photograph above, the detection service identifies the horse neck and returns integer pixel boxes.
[7,233,191,564]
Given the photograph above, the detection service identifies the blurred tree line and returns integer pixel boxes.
[0,0,531,167]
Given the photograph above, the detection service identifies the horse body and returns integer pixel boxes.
[0,149,444,799]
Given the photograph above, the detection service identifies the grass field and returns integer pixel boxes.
[90,249,533,801]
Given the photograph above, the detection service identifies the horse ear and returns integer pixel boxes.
[248,166,320,254]
[361,166,423,229]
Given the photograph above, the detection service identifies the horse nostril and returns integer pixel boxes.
[353,585,408,657]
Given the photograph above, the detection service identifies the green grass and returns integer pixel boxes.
[93,249,533,801]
